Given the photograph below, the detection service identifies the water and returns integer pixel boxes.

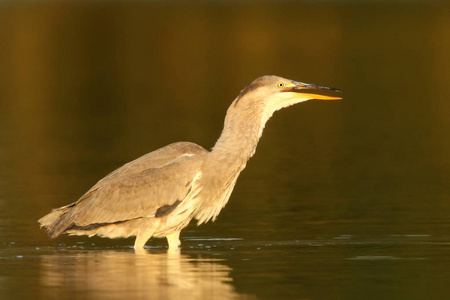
[1,1,450,299]
[2,235,450,299]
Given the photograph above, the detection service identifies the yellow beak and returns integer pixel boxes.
[291,92,342,101]
[287,81,342,100]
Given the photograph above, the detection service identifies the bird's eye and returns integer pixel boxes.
[277,82,284,88]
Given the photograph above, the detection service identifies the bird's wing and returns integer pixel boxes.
[43,142,207,237]
[70,152,205,226]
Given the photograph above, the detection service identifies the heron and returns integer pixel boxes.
[38,75,342,251]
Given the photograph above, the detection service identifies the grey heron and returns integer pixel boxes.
[38,75,342,251]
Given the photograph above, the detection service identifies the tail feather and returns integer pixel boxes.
[38,203,75,238]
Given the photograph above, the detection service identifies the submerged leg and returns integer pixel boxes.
[134,220,159,250]
[134,228,155,250]
[166,231,181,250]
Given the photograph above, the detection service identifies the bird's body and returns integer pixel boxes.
[39,75,341,251]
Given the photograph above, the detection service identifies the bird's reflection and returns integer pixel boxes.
[40,249,250,300]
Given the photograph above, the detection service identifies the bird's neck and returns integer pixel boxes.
[193,99,270,225]
[209,101,267,173]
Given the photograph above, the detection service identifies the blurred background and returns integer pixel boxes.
[1,1,450,300]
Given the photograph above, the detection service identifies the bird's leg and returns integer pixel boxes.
[134,221,158,250]
[166,231,181,250]
[134,229,155,250]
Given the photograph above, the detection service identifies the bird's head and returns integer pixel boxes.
[232,75,342,125]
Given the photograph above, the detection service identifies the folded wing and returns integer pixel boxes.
[38,142,208,238]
